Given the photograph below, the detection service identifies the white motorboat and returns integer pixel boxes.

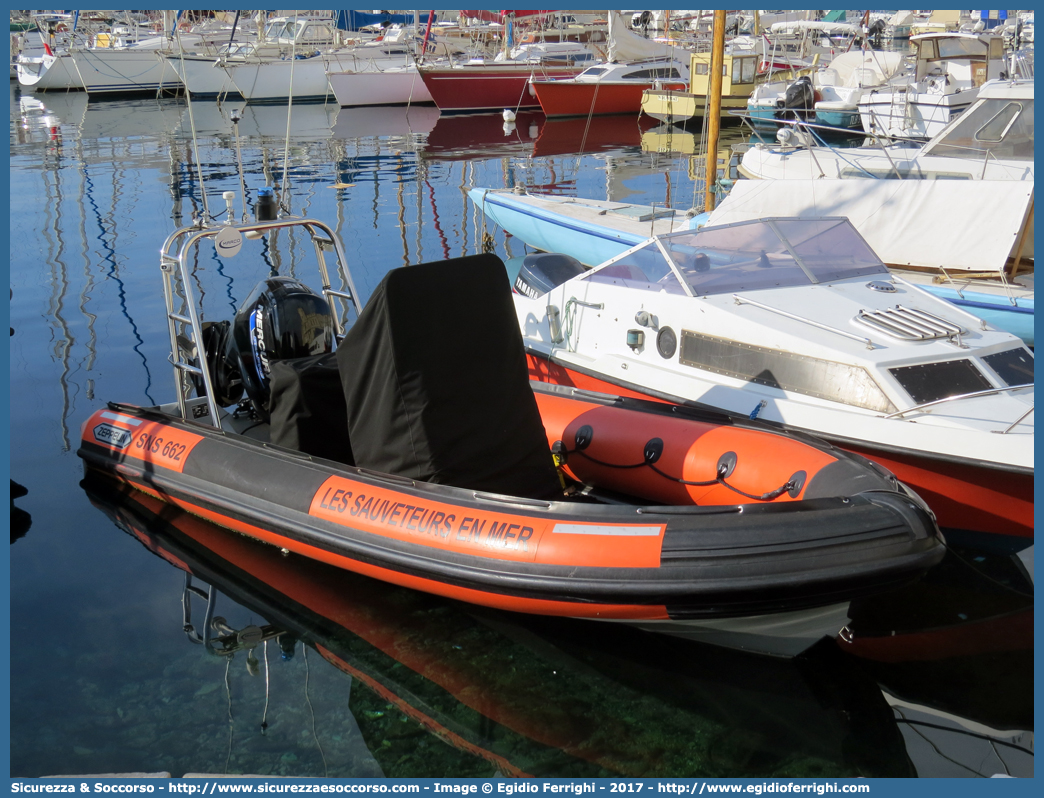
[509,217,1034,540]
[856,31,1009,140]
[746,50,907,129]
[739,78,1034,181]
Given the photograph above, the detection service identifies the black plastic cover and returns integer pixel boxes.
[336,254,561,499]
[268,352,354,466]
[515,252,586,299]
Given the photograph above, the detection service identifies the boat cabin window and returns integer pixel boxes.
[918,37,988,61]
[694,61,728,76]
[982,347,1034,387]
[578,66,607,78]
[922,98,1034,161]
[889,359,993,404]
[584,246,687,295]
[624,67,682,80]
[732,56,756,84]
[264,21,292,40]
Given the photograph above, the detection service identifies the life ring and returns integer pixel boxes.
[55,22,68,33]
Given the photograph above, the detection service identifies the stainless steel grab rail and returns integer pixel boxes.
[883,383,1034,420]
[732,294,875,349]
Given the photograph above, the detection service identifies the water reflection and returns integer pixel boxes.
[78,475,1032,779]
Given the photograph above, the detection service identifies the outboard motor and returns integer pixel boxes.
[514,252,586,299]
[195,320,244,408]
[774,75,816,122]
[867,18,887,46]
[230,277,336,422]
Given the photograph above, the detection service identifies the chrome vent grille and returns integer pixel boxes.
[855,305,964,342]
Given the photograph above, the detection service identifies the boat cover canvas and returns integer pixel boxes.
[336,254,561,499]
[268,352,354,466]
[821,50,905,86]
[708,180,1034,272]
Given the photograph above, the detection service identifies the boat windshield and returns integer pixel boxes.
[584,218,888,297]
[921,98,1034,161]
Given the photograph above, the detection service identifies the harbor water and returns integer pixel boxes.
[7,84,1033,779]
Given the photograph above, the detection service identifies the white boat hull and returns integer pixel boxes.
[17,53,84,91]
[228,56,338,102]
[327,67,433,107]
[858,88,977,139]
[168,54,241,97]
[71,48,183,94]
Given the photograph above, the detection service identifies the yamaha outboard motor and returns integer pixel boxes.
[230,276,336,422]
[514,252,586,299]
[775,75,816,122]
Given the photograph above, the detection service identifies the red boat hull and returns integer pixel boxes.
[419,64,583,112]
[532,79,686,117]
[525,353,1034,539]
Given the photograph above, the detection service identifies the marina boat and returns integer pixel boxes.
[326,35,436,107]
[641,49,762,126]
[68,43,185,96]
[486,209,1033,540]
[530,56,689,118]
[468,181,1034,348]
[417,60,585,113]
[530,11,688,119]
[856,31,1009,140]
[174,15,365,102]
[705,179,1035,347]
[327,66,433,108]
[739,78,1034,181]
[746,50,907,129]
[76,213,944,658]
[16,51,85,91]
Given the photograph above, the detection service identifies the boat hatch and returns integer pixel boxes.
[856,305,964,343]
[607,205,676,223]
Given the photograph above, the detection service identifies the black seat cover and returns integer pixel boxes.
[268,352,354,466]
[336,254,560,499]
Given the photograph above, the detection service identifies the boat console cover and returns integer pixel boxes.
[269,352,354,466]
[337,254,562,499]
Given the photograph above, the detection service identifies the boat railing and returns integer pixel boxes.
[160,215,361,428]
[734,109,922,152]
[732,294,876,349]
[883,384,1034,427]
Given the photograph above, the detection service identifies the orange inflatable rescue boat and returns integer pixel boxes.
[77,216,944,657]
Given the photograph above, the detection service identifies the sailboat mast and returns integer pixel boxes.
[703,9,726,212]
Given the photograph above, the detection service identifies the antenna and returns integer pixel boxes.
[229,107,248,223]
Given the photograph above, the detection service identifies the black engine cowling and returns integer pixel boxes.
[514,252,586,299]
[230,276,336,421]
[774,76,816,121]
